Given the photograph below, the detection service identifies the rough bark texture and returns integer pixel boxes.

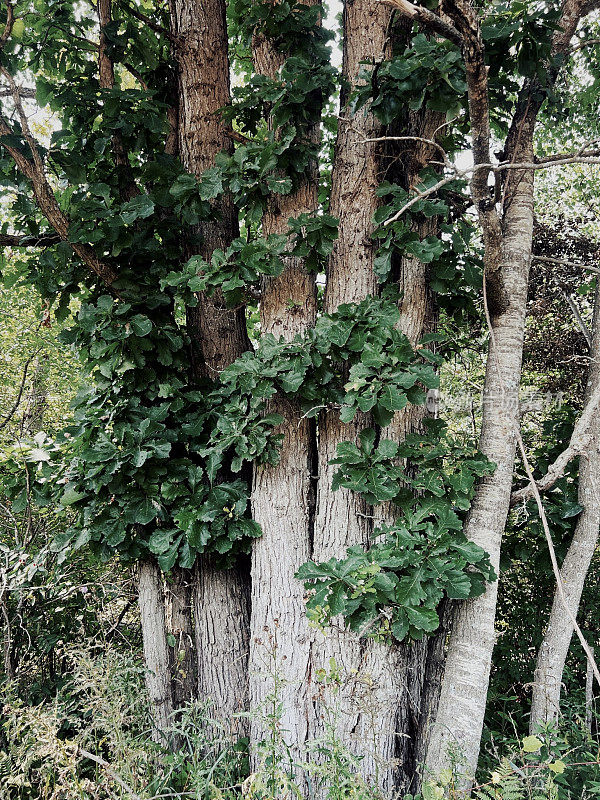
[164,568,196,709]
[529,283,600,730]
[308,8,448,793]
[248,22,319,775]
[309,6,442,794]
[138,559,174,743]
[194,556,250,730]
[169,0,252,725]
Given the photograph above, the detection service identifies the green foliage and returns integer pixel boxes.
[353,34,467,124]
[297,420,496,641]
[0,0,499,669]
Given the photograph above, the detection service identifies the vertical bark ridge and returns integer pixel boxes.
[529,280,600,730]
[309,3,411,794]
[138,559,175,742]
[248,13,320,776]
[169,0,252,727]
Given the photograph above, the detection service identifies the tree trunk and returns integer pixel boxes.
[164,568,196,709]
[169,0,252,726]
[248,24,319,776]
[425,116,535,784]
[424,3,590,784]
[309,5,423,795]
[138,559,174,743]
[194,556,250,731]
[530,282,600,731]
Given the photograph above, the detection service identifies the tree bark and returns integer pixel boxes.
[138,559,174,743]
[169,0,252,726]
[164,567,196,710]
[425,109,535,794]
[424,0,590,784]
[530,282,600,731]
[309,5,426,795]
[248,20,319,776]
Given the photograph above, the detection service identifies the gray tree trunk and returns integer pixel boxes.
[138,559,174,743]
[423,2,589,784]
[309,3,394,791]
[530,283,600,730]
[169,0,251,726]
[425,127,534,787]
[249,14,319,776]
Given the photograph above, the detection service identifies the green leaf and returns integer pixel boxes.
[522,736,543,753]
[60,486,86,506]
[121,195,155,224]
[148,529,172,555]
[130,315,153,336]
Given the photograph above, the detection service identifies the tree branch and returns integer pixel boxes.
[532,254,600,276]
[98,0,139,200]
[383,155,600,226]
[563,290,592,347]
[510,382,600,506]
[0,70,119,287]
[0,1,14,49]
[0,86,35,99]
[515,429,600,688]
[0,232,61,247]
[380,0,463,46]
[117,0,175,42]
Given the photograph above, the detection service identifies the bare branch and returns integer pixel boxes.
[117,0,175,42]
[510,382,600,506]
[0,341,42,434]
[383,155,600,226]
[563,291,592,348]
[0,232,61,247]
[571,37,600,53]
[0,1,14,49]
[0,86,36,99]
[532,254,600,275]
[362,134,452,166]
[515,429,600,688]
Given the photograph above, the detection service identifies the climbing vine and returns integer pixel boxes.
[2,0,545,647]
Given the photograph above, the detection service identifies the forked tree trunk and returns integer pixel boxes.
[530,282,600,731]
[309,3,394,791]
[138,559,174,742]
[248,24,319,775]
[169,0,252,725]
[424,2,590,784]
